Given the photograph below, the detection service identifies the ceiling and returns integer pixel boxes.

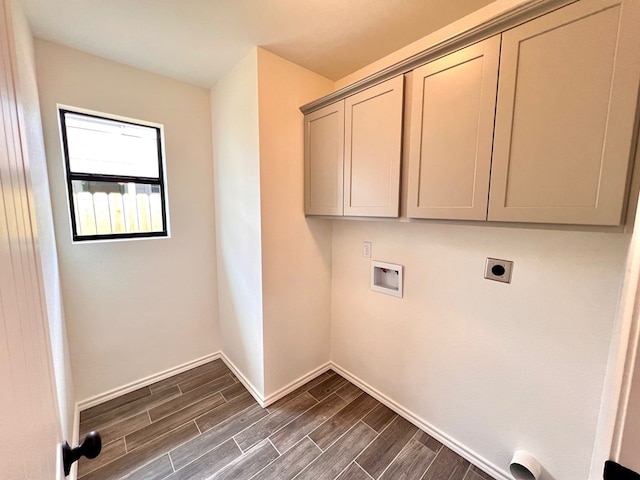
[22,0,495,88]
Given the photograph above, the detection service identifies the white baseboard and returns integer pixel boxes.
[76,352,222,412]
[330,362,511,480]
[262,362,332,407]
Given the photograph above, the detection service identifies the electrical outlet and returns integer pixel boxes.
[362,241,372,258]
[484,258,513,283]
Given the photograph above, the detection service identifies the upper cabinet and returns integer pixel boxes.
[344,76,404,217]
[304,102,345,215]
[304,0,640,225]
[488,0,640,225]
[406,36,500,221]
[304,76,404,217]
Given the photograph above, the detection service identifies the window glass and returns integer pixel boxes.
[65,113,160,178]
[60,108,168,241]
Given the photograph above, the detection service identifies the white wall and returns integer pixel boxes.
[327,4,636,478]
[331,220,628,480]
[211,48,265,395]
[34,40,221,401]
[9,3,75,441]
[256,49,334,398]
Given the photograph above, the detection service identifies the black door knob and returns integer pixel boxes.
[62,431,102,476]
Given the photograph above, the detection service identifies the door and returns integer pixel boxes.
[0,0,63,478]
[344,75,403,217]
[488,0,640,225]
[304,101,345,215]
[406,36,500,220]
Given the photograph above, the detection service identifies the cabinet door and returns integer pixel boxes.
[304,102,345,215]
[344,76,404,217]
[488,0,640,225]
[407,36,500,220]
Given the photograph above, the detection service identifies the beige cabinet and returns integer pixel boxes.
[304,76,404,217]
[488,0,640,225]
[304,102,345,215]
[406,36,500,220]
[307,0,640,226]
[344,76,404,217]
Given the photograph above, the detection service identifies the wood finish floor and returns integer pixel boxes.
[78,360,495,480]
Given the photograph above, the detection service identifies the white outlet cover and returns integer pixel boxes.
[484,257,513,283]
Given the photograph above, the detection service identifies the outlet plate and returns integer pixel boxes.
[362,241,372,258]
[485,258,513,283]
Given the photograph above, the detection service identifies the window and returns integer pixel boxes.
[59,108,168,241]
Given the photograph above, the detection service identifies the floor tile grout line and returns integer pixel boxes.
[167,451,176,473]
[268,387,320,414]
[370,411,400,437]
[331,460,355,480]
[420,446,447,480]
[268,437,282,456]
[354,461,376,480]
[145,394,233,447]
[267,371,336,413]
[306,434,323,453]
[335,388,365,403]
[280,389,359,453]
[351,421,386,478]
[79,387,182,432]
[375,431,426,480]
[79,386,152,423]
[267,395,348,455]
[175,370,237,395]
[256,397,322,451]
[168,403,270,474]
[239,438,284,480]
[306,397,379,452]
[125,418,204,456]
[181,405,263,470]
[177,373,237,397]
[86,425,178,480]
[193,394,257,436]
[294,420,381,480]
[148,390,227,424]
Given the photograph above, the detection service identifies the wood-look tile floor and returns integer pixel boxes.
[78,360,495,480]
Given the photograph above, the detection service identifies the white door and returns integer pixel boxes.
[0,0,63,478]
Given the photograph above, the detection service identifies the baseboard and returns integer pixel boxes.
[76,352,222,412]
[217,353,266,407]
[330,362,511,480]
[262,362,332,407]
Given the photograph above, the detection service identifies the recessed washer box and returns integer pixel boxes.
[371,260,403,298]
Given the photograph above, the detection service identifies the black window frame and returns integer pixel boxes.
[59,108,169,242]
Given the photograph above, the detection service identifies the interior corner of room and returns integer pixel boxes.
[3,0,640,479]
